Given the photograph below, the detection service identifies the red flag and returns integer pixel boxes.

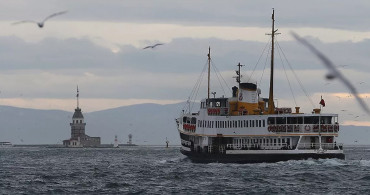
[320,96,325,107]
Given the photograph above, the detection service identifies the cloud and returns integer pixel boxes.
[1,1,370,31]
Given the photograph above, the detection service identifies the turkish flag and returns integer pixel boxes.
[320,98,325,107]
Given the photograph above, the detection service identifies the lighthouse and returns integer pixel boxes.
[63,86,101,147]
[114,135,119,148]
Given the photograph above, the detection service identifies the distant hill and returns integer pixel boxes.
[0,104,368,145]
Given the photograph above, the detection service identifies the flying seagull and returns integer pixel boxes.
[291,32,370,114]
[143,43,164,49]
[12,11,67,28]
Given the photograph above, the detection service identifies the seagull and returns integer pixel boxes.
[12,11,67,28]
[291,32,370,114]
[143,43,164,49]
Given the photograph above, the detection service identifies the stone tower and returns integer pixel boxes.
[63,86,101,147]
[71,86,86,139]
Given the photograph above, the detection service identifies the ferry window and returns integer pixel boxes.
[234,121,237,128]
[239,120,241,128]
[321,116,333,124]
[191,117,196,124]
[256,120,259,127]
[212,121,214,128]
[228,121,230,128]
[263,120,265,127]
[268,117,275,125]
[246,120,249,127]
[278,138,281,144]
[259,120,261,127]
[252,120,254,127]
[287,117,295,124]
[304,116,315,124]
[276,117,286,124]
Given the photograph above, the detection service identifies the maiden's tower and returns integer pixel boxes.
[63,87,100,147]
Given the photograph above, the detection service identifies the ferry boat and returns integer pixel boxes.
[176,10,344,163]
[0,142,13,148]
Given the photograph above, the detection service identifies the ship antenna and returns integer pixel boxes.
[267,8,280,114]
[207,47,211,104]
[76,85,79,109]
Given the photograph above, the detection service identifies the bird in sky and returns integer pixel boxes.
[12,11,67,28]
[291,32,370,114]
[143,43,164,49]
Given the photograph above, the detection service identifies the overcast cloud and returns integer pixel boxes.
[0,0,368,126]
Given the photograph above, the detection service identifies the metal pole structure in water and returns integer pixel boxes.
[319,100,322,150]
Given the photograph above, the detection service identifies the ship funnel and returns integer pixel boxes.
[237,83,259,114]
[295,107,300,114]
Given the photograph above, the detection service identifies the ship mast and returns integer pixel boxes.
[236,62,244,86]
[207,47,211,102]
[268,9,279,114]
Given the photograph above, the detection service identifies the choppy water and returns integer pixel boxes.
[1,146,370,194]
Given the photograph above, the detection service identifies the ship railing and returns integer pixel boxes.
[226,143,289,150]
[297,143,343,150]
[268,124,339,134]
[206,145,226,154]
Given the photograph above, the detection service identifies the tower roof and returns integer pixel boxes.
[72,107,84,118]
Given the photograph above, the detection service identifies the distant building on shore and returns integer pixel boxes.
[63,86,100,147]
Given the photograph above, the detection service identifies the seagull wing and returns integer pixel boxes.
[42,11,68,22]
[12,20,38,25]
[153,43,164,47]
[291,32,370,114]
[142,46,152,49]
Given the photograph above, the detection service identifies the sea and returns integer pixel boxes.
[1,146,370,194]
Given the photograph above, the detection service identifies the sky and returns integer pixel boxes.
[0,0,369,126]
